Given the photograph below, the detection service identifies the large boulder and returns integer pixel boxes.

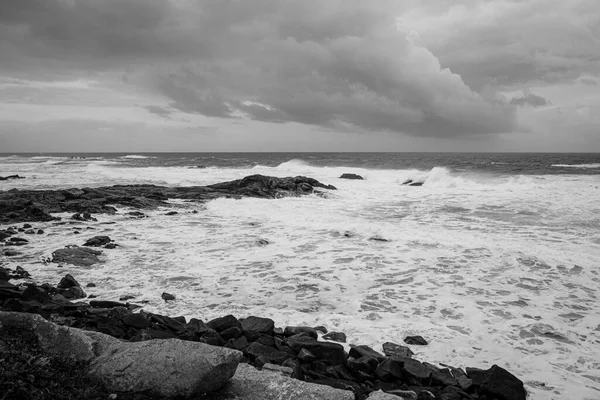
[215,363,354,400]
[89,339,242,398]
[467,364,527,400]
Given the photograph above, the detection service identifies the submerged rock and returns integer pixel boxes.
[404,335,428,345]
[51,246,102,266]
[339,173,364,180]
[83,235,112,247]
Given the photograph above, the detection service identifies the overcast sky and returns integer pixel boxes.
[0,0,598,152]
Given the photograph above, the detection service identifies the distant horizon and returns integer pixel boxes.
[2,151,600,155]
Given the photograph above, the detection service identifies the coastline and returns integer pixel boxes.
[1,174,527,400]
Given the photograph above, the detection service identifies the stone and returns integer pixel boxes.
[468,364,527,400]
[431,368,458,387]
[104,242,118,249]
[349,344,384,359]
[262,363,294,377]
[375,359,404,382]
[247,341,293,365]
[165,211,178,215]
[368,237,389,242]
[89,300,128,308]
[208,314,241,333]
[286,336,346,365]
[123,313,151,329]
[37,229,44,234]
[323,331,347,343]
[402,359,432,381]
[51,246,102,266]
[20,285,51,303]
[89,339,242,397]
[161,292,176,301]
[220,326,244,340]
[404,335,428,345]
[388,390,418,400]
[83,235,112,247]
[58,273,81,289]
[339,173,364,180]
[241,315,275,335]
[284,325,318,339]
[383,342,414,359]
[215,363,353,400]
[298,348,317,363]
[60,286,87,299]
[314,325,328,334]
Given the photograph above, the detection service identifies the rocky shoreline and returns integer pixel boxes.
[1,175,527,400]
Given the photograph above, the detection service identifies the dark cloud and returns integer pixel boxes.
[509,91,550,107]
[143,105,173,118]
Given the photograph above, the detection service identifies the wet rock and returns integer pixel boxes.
[165,211,178,215]
[36,229,44,234]
[349,344,384,359]
[339,173,364,180]
[208,314,241,333]
[127,211,147,218]
[24,229,35,234]
[220,326,244,341]
[368,237,389,242]
[20,284,52,303]
[467,364,526,400]
[383,342,414,359]
[120,295,136,301]
[247,341,292,365]
[57,273,81,289]
[71,212,97,221]
[89,339,243,397]
[122,313,151,329]
[14,266,31,279]
[286,336,346,365]
[51,246,102,266]
[104,243,118,249]
[404,335,428,345]
[3,249,20,257]
[314,325,328,334]
[284,326,318,339]
[323,331,347,343]
[83,235,112,247]
[8,237,28,245]
[388,390,418,400]
[161,292,175,301]
[375,359,404,382]
[0,174,25,180]
[402,359,432,382]
[241,316,275,335]
[89,300,128,309]
[256,238,270,246]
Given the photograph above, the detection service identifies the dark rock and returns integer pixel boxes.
[161,292,176,301]
[314,325,328,334]
[0,269,10,281]
[402,359,432,382]
[15,266,31,279]
[431,367,458,387]
[127,211,147,218]
[297,348,317,363]
[149,314,186,333]
[349,344,384,359]
[37,229,44,234]
[383,342,414,359]
[208,314,241,333]
[404,336,428,345]
[58,273,81,289]
[224,336,250,352]
[51,246,102,266]
[326,365,355,381]
[8,237,28,244]
[165,211,178,215]
[247,341,292,365]
[72,212,97,221]
[323,332,347,343]
[123,313,151,329]
[24,229,35,234]
[220,326,244,341]
[339,173,364,180]
[23,223,32,228]
[3,249,20,256]
[241,316,275,335]
[0,174,25,180]
[104,243,118,249]
[286,336,346,365]
[86,282,97,287]
[119,295,136,301]
[439,386,471,400]
[284,326,318,339]
[375,359,404,382]
[59,286,87,299]
[83,235,112,247]
[89,300,128,308]
[20,285,51,303]
[368,237,389,242]
[467,364,526,400]
[256,238,270,246]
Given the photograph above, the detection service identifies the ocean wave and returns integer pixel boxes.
[552,163,600,169]
[122,155,154,159]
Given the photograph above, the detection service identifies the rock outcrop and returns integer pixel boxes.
[340,173,364,180]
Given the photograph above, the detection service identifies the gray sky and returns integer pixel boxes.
[0,0,598,152]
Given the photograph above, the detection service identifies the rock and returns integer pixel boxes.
[89,339,242,397]
[262,363,294,377]
[83,235,112,247]
[467,364,526,400]
[247,341,293,365]
[37,229,44,234]
[368,390,407,399]
[298,348,317,363]
[58,273,81,289]
[215,363,354,400]
[127,211,147,218]
[375,359,404,382]
[51,246,102,266]
[404,335,428,345]
[368,237,389,242]
[104,243,118,249]
[60,286,87,299]
[388,390,418,400]
[89,300,128,309]
[286,336,346,365]
[256,238,270,246]
[284,326,318,339]
[383,342,414,359]
[165,211,178,215]
[86,283,96,287]
[314,325,328,334]
[161,292,176,301]
[20,284,52,303]
[120,295,136,301]
[8,237,28,245]
[323,331,347,343]
[349,344,384,359]
[402,179,424,187]
[24,229,35,234]
[339,173,364,180]
[72,212,97,221]
[122,313,151,329]
[0,174,25,180]
[15,266,31,279]
[401,358,432,381]
[208,314,241,333]
[241,316,275,335]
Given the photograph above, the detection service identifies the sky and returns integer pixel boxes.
[0,0,599,152]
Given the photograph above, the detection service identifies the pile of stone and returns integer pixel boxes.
[0,269,527,400]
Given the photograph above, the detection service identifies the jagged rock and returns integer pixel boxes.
[375,359,404,382]
[161,292,175,301]
[323,331,347,343]
[0,174,25,180]
[60,286,87,299]
[51,246,102,266]
[286,336,346,365]
[298,348,317,363]
[89,339,242,397]
[208,314,241,333]
[349,344,384,359]
[339,173,364,180]
[383,342,414,358]
[467,364,526,400]
[241,315,275,335]
[83,235,112,247]
[284,326,318,339]
[122,313,151,329]
[58,274,81,289]
[404,335,428,345]
[401,358,432,381]
[247,341,292,365]
[215,363,354,400]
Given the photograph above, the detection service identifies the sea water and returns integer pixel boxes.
[1,152,599,399]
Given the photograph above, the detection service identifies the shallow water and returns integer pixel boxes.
[1,153,600,399]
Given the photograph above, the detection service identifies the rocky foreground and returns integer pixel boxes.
[0,175,527,400]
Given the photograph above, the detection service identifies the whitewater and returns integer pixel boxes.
[1,153,599,399]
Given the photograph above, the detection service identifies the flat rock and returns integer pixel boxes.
[212,363,354,400]
[241,315,275,335]
[339,173,364,180]
[51,246,102,266]
[89,339,242,398]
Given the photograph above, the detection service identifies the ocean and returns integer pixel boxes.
[1,152,599,399]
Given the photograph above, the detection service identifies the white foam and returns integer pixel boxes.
[552,163,600,169]
[122,155,154,159]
